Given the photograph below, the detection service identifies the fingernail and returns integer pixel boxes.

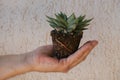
[91,40,98,47]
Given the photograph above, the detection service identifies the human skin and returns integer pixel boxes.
[0,40,98,80]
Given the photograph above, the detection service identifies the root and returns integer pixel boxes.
[55,39,72,52]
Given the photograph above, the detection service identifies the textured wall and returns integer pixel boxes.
[0,0,120,80]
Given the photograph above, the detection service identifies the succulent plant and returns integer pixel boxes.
[47,12,92,34]
[46,12,93,59]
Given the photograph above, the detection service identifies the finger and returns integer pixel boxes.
[67,40,98,68]
[70,48,94,68]
[70,40,98,68]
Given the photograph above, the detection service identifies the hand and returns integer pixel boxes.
[0,40,98,80]
[26,40,98,72]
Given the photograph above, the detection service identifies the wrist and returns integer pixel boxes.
[8,53,32,77]
[24,51,38,71]
[15,53,32,74]
[0,53,32,80]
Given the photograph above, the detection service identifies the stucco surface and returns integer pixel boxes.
[0,0,120,80]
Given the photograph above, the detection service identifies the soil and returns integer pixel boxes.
[51,30,83,59]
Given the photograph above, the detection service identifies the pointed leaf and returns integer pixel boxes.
[82,18,93,23]
[67,24,76,32]
[55,14,68,27]
[81,28,88,30]
[67,13,76,24]
[78,15,86,23]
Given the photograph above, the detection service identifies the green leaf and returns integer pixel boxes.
[79,23,89,27]
[81,28,88,30]
[63,13,67,21]
[58,12,67,20]
[67,24,76,32]
[50,23,64,31]
[67,13,76,24]
[46,16,55,21]
[55,14,68,27]
[78,15,86,23]
[49,23,57,28]
[48,20,66,29]
[82,18,93,23]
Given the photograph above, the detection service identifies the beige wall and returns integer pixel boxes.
[0,0,120,80]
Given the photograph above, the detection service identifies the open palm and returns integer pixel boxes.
[27,40,98,72]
